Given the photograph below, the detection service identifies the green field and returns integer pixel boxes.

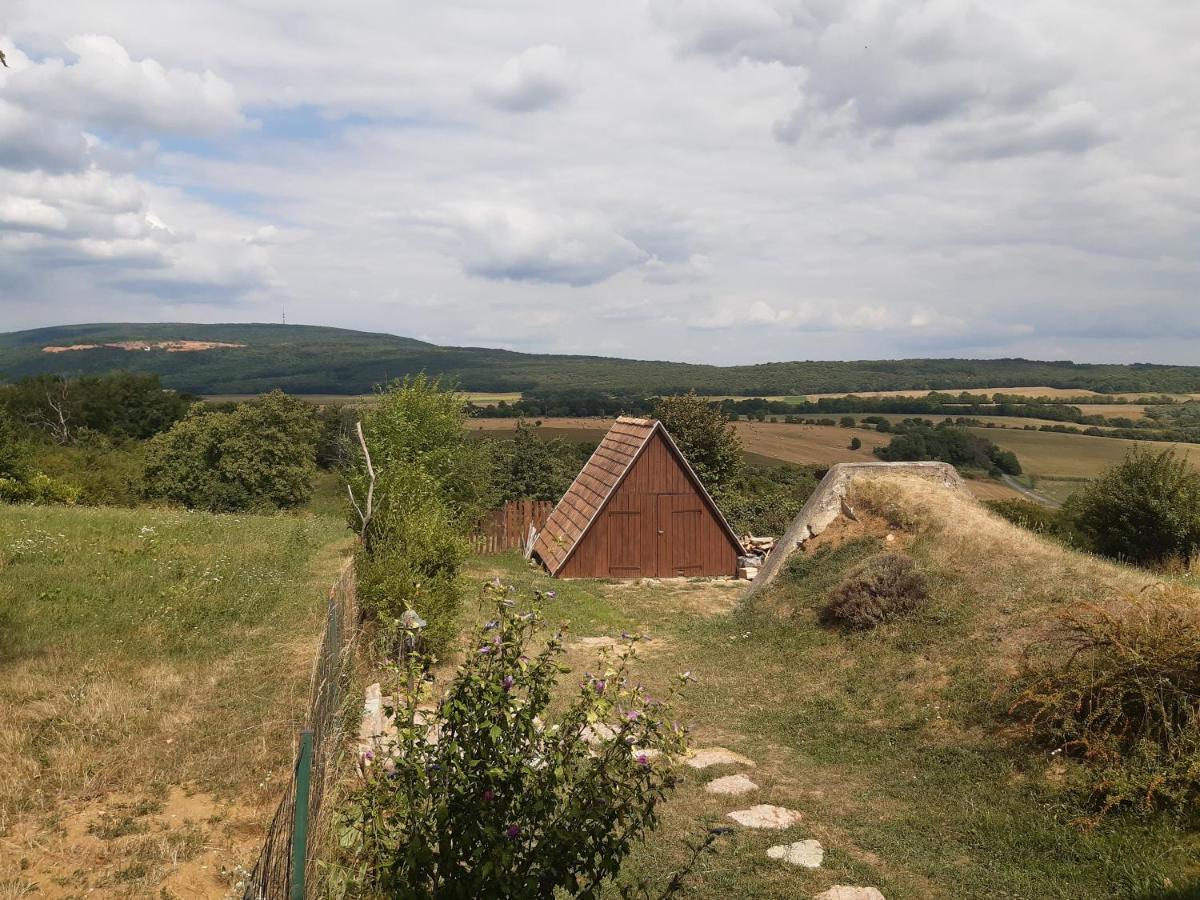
[0,503,349,895]
[970,427,1200,479]
[462,475,1200,898]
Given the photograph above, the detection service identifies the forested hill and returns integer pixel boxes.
[4,322,1200,396]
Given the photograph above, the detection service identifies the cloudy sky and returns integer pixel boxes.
[1,1,1197,365]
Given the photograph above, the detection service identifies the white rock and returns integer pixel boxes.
[704,774,758,796]
[813,888,886,900]
[727,804,802,829]
[581,722,617,745]
[767,839,823,868]
[685,747,756,769]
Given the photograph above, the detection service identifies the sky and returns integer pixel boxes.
[0,1,1197,366]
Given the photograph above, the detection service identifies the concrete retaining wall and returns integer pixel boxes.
[741,461,965,601]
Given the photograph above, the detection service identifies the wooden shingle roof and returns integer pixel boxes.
[532,416,741,575]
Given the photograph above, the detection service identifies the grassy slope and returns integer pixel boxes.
[465,477,1199,899]
[0,503,350,895]
[7,322,1200,395]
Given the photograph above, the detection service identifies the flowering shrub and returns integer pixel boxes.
[329,580,691,898]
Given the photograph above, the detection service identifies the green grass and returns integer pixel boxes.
[461,522,1200,898]
[0,502,350,893]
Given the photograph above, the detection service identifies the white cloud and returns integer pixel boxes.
[476,44,576,112]
[431,202,647,286]
[0,3,1195,365]
[1,37,244,138]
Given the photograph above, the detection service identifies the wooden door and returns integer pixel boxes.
[605,493,656,577]
[656,494,703,577]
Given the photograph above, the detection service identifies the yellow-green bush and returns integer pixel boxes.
[1011,593,1200,818]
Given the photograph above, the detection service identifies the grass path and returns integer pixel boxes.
[0,504,350,897]
[467,502,1199,899]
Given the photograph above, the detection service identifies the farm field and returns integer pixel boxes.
[0,504,350,897]
[969,427,1200,480]
[1074,403,1150,420]
[789,385,1111,400]
[469,418,1025,501]
[463,476,1200,898]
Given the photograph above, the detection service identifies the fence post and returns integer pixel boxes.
[290,729,314,900]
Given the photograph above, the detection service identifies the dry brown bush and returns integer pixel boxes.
[823,551,929,630]
[1010,590,1200,819]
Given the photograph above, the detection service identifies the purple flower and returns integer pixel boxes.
[478,646,492,654]
[502,675,515,692]
[482,789,495,803]
[636,754,650,768]
[485,620,499,630]
[361,749,374,763]
[593,679,606,694]
[626,710,640,721]
[506,824,521,839]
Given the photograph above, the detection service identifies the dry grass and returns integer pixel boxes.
[0,504,350,897]
[969,427,1200,479]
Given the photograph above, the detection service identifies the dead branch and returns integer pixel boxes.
[347,420,376,546]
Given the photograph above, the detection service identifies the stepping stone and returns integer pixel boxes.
[767,839,823,868]
[814,888,886,900]
[726,804,801,829]
[685,747,756,769]
[704,774,758,796]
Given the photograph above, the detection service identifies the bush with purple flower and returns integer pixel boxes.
[331,578,691,897]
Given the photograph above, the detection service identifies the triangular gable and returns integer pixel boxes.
[532,416,742,575]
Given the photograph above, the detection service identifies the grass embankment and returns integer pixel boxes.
[0,504,349,896]
[466,477,1199,899]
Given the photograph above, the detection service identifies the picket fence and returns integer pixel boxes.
[472,499,554,554]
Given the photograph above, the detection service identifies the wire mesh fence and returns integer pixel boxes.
[242,560,357,899]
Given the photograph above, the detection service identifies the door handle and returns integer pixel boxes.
[657,530,664,535]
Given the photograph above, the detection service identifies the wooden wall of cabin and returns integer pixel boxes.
[557,432,738,578]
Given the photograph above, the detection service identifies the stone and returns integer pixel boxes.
[766,839,823,868]
[704,774,758,796]
[726,804,801,829]
[813,888,886,900]
[581,722,617,745]
[885,533,896,543]
[737,566,759,580]
[685,747,756,769]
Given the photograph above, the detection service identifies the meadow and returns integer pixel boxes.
[0,503,349,896]
[459,475,1200,898]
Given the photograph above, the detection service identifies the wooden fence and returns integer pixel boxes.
[473,499,554,554]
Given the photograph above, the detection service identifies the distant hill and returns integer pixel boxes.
[4,322,1200,396]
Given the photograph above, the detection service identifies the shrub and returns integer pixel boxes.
[715,463,820,536]
[361,375,493,525]
[849,437,862,450]
[330,581,692,898]
[0,471,79,505]
[653,391,742,488]
[1072,447,1200,566]
[142,391,320,511]
[487,419,591,503]
[823,552,929,629]
[874,423,1021,475]
[995,500,1047,532]
[1010,594,1200,818]
[355,465,468,660]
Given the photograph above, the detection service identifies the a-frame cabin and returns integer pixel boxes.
[532,416,742,579]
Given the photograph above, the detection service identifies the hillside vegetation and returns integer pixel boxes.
[7,322,1200,395]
